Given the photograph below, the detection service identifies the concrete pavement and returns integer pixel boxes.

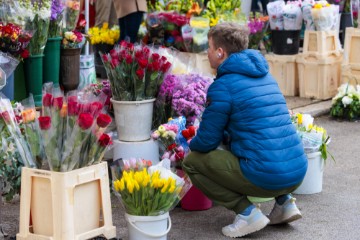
[1,97,359,240]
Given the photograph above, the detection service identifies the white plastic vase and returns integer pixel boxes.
[293,152,324,195]
[125,212,171,240]
[111,98,155,142]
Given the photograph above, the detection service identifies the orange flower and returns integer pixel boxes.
[60,104,68,118]
[21,109,36,123]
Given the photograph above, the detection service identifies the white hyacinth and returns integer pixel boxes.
[342,96,353,107]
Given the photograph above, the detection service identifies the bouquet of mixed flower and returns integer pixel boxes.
[61,30,83,48]
[0,101,24,201]
[291,112,334,162]
[101,40,172,101]
[330,83,360,121]
[151,117,195,169]
[112,158,191,216]
[154,73,212,127]
[64,0,80,31]
[247,14,269,50]
[0,23,32,60]
[88,22,120,45]
[48,0,65,37]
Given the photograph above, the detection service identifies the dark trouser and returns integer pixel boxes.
[182,150,300,214]
[118,11,144,43]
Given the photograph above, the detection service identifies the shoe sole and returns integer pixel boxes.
[269,213,302,225]
[222,217,270,238]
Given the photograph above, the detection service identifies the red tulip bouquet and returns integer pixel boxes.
[101,40,172,101]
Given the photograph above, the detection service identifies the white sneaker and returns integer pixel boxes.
[222,208,270,238]
[267,197,302,225]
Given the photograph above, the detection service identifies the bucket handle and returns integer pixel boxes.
[128,215,172,238]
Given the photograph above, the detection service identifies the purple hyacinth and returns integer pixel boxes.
[50,0,65,21]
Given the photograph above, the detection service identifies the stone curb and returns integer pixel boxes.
[291,100,332,117]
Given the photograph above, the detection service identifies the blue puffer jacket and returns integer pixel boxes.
[189,49,307,190]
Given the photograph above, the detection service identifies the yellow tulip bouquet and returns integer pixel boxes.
[112,158,191,216]
[88,22,120,45]
[291,112,334,162]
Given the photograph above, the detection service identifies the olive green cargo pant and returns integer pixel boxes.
[182,150,300,214]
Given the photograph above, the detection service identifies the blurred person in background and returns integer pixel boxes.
[113,0,147,43]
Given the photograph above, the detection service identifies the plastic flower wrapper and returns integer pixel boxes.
[0,95,35,168]
[0,52,20,88]
[60,111,94,171]
[20,0,51,55]
[63,0,80,31]
[20,95,45,169]
[283,1,303,30]
[48,0,65,37]
[112,158,192,216]
[85,133,113,167]
[301,0,316,30]
[291,112,334,162]
[189,16,209,53]
[110,158,153,182]
[0,100,25,201]
[311,1,339,31]
[267,0,285,30]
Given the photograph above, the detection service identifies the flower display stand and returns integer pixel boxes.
[265,54,299,96]
[293,152,324,195]
[341,28,360,84]
[302,30,342,57]
[111,98,156,142]
[16,162,116,240]
[113,139,159,165]
[297,53,343,100]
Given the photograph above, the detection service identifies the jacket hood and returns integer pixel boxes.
[217,49,269,78]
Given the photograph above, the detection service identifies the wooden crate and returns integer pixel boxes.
[303,30,342,57]
[343,27,360,65]
[341,64,360,85]
[297,53,343,100]
[16,162,116,240]
[265,54,299,96]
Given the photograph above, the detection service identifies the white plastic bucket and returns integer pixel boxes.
[293,152,324,195]
[113,139,159,165]
[111,98,155,142]
[125,212,171,240]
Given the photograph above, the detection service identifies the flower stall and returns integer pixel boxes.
[0,83,117,239]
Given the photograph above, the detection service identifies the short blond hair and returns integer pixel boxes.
[208,22,249,55]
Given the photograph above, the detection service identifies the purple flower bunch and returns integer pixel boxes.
[49,0,65,37]
[248,19,265,34]
[154,73,212,127]
[247,15,268,50]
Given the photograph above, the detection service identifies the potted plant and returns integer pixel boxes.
[101,41,172,142]
[112,158,190,240]
[290,112,334,194]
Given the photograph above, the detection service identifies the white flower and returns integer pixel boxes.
[301,114,314,130]
[342,96,353,107]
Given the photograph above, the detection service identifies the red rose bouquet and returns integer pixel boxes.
[101,40,172,101]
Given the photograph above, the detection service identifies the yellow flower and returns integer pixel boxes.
[296,113,303,125]
[314,3,323,9]
[158,125,166,134]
